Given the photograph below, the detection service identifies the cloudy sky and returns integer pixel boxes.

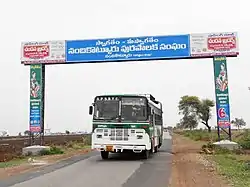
[0,0,248,135]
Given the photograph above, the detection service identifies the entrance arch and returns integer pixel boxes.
[21,32,239,144]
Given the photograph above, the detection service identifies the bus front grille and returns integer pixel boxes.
[110,128,128,141]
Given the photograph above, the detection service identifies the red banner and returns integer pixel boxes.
[207,36,236,51]
[23,45,50,59]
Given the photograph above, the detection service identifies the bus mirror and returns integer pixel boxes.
[89,106,93,115]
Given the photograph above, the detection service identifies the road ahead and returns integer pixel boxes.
[1,133,172,187]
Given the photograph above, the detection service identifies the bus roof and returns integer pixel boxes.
[94,94,162,112]
[95,94,156,99]
[96,94,147,97]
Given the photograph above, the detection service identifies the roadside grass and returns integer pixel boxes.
[0,158,27,168]
[212,153,250,187]
[175,129,250,187]
[64,141,91,151]
[175,129,220,142]
[175,129,247,144]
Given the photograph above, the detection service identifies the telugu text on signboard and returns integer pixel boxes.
[21,41,66,65]
[65,35,191,63]
[190,32,239,57]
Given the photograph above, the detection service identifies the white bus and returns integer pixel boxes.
[89,94,163,159]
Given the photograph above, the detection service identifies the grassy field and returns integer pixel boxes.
[175,129,250,187]
[175,129,247,143]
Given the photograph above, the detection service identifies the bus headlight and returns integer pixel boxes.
[97,134,102,138]
[137,135,143,139]
[96,129,103,133]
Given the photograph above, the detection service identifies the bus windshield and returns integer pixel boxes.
[94,99,119,120]
[121,97,147,121]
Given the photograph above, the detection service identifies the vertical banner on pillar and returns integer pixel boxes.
[40,65,45,134]
[30,64,43,133]
[213,56,231,128]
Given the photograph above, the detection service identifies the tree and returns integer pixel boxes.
[0,131,8,137]
[178,95,200,115]
[178,95,200,130]
[180,114,198,130]
[178,95,215,132]
[176,122,183,129]
[65,130,70,135]
[197,99,215,132]
[166,126,173,131]
[24,130,31,136]
[231,118,246,130]
[2,131,8,136]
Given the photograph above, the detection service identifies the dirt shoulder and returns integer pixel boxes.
[0,148,92,180]
[168,134,231,187]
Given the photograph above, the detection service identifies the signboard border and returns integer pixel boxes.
[20,32,239,65]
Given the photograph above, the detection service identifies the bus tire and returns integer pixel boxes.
[150,141,154,153]
[142,150,150,159]
[101,151,109,160]
[158,137,162,148]
[154,146,158,153]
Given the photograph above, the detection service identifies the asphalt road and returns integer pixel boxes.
[1,132,172,187]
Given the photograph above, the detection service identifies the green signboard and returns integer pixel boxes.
[29,64,44,133]
[213,56,231,128]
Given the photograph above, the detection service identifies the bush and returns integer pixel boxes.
[39,146,64,156]
[233,148,245,155]
[237,131,250,149]
[201,142,235,155]
[214,146,232,154]
[243,161,250,171]
[65,138,90,149]
[67,141,86,149]
[82,135,91,145]
[182,130,215,141]
[25,151,33,156]
[73,143,86,149]
[65,141,75,148]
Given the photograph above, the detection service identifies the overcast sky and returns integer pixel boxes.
[0,0,248,135]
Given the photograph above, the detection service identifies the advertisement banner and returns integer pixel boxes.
[213,56,231,128]
[65,35,190,63]
[30,100,41,133]
[21,41,66,65]
[29,64,43,133]
[190,32,239,57]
